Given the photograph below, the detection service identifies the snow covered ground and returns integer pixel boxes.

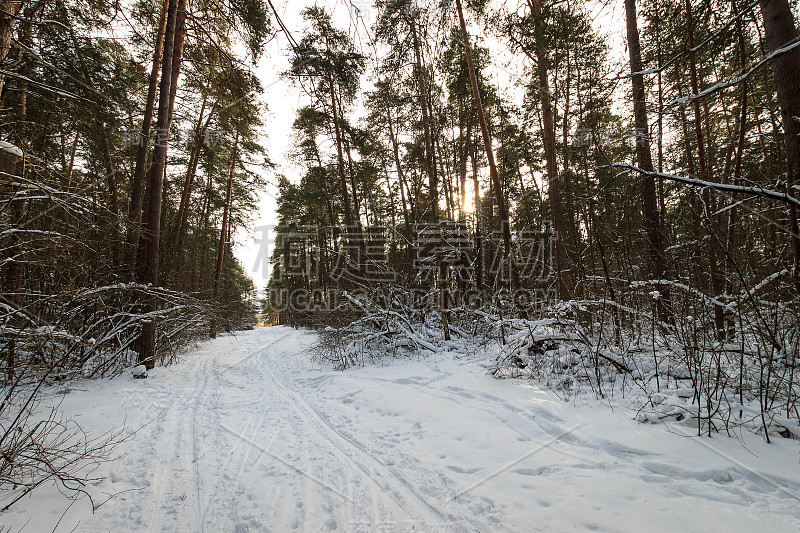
[3,326,800,532]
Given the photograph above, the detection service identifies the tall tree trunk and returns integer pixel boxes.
[561,48,571,173]
[328,71,354,231]
[759,0,800,287]
[98,122,118,219]
[195,171,213,291]
[140,0,187,275]
[344,138,363,231]
[137,0,179,368]
[65,130,79,188]
[381,157,397,252]
[0,1,21,96]
[173,102,207,249]
[13,4,31,148]
[625,0,670,317]
[457,98,470,221]
[165,0,187,125]
[458,0,516,290]
[656,21,666,224]
[686,0,725,339]
[386,107,411,238]
[173,96,215,286]
[410,14,438,222]
[411,12,448,338]
[1,142,21,383]
[726,0,749,339]
[526,0,568,298]
[471,147,484,290]
[175,122,214,288]
[3,4,34,382]
[128,0,169,271]
[211,133,238,339]
[311,149,338,252]
[437,135,455,220]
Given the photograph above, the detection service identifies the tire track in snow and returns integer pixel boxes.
[228,329,419,529]
[148,350,217,533]
[203,327,330,531]
[196,332,296,531]
[227,329,353,530]
[254,344,458,531]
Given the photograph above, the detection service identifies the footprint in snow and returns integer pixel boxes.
[447,464,481,474]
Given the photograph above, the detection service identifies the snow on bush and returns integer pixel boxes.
[311,279,800,441]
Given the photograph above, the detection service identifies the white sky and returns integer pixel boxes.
[233,0,623,290]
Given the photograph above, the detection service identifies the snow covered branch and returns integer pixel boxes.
[666,38,800,107]
[610,163,800,209]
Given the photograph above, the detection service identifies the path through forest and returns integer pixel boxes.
[4,326,800,532]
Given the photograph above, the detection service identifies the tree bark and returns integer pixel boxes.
[328,70,354,231]
[137,0,179,368]
[128,0,169,270]
[174,102,215,288]
[685,0,725,339]
[410,14,438,222]
[656,21,665,223]
[726,0,749,338]
[470,147,484,290]
[13,4,31,147]
[759,0,800,287]
[344,137,363,231]
[173,95,208,250]
[458,0,516,290]
[386,107,411,238]
[211,133,238,339]
[625,0,670,318]
[526,0,568,298]
[457,97,470,221]
[65,130,79,188]
[165,0,187,126]
[0,1,21,96]
[1,148,21,382]
[3,5,33,382]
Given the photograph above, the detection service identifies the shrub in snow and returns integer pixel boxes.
[0,373,124,511]
[308,279,800,442]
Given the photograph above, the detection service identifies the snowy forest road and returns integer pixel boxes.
[5,326,800,532]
